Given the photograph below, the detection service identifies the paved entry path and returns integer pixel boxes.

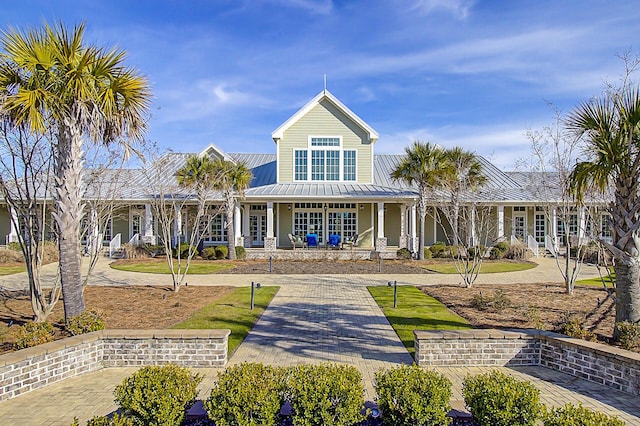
[229,275,413,400]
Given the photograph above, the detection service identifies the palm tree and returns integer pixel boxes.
[176,155,217,210]
[211,159,252,260]
[568,86,640,332]
[391,141,446,260]
[0,23,150,321]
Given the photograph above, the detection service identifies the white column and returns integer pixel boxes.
[173,206,182,246]
[266,202,274,238]
[8,206,18,243]
[470,207,476,246]
[551,207,558,248]
[578,207,586,242]
[400,204,407,239]
[377,202,385,239]
[433,207,437,243]
[144,204,154,237]
[410,204,417,242]
[243,205,250,238]
[497,205,504,240]
[234,202,242,244]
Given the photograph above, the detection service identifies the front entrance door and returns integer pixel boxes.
[513,214,526,241]
[250,214,266,246]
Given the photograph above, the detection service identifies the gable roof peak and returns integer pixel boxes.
[271,89,379,143]
[199,143,236,163]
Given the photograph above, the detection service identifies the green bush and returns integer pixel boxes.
[543,403,625,426]
[375,364,452,426]
[66,309,105,335]
[423,247,433,259]
[235,245,247,260]
[429,242,447,258]
[205,363,284,426]
[557,312,596,341]
[215,245,229,259]
[172,243,197,259]
[462,370,542,426]
[13,321,55,350]
[145,244,166,257]
[471,290,510,312]
[286,363,365,426]
[201,246,217,260]
[467,245,486,259]
[490,241,510,259]
[7,241,22,251]
[114,364,202,426]
[84,413,135,426]
[615,320,640,350]
[505,243,528,260]
[397,248,412,259]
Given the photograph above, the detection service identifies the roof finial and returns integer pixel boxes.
[323,74,327,93]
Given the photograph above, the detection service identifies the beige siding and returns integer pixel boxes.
[278,204,293,248]
[383,204,401,246]
[112,208,128,241]
[278,99,373,183]
[358,204,374,248]
[0,206,10,243]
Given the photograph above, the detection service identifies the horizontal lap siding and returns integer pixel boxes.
[278,100,372,184]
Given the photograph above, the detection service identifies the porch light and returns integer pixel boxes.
[360,204,364,211]
[288,204,291,210]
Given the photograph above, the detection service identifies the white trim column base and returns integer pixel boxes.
[264,237,277,252]
[376,237,388,252]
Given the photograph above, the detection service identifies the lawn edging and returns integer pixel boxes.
[414,329,640,396]
[0,329,230,402]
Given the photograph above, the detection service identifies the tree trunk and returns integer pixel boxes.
[614,260,640,335]
[55,121,86,321]
[418,213,425,260]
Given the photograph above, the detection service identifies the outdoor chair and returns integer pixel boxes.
[327,234,341,249]
[342,234,359,251]
[306,233,318,249]
[288,233,305,250]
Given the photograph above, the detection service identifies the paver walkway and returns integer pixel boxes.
[1,258,639,425]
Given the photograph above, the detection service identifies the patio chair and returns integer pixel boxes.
[306,233,318,249]
[288,233,305,250]
[342,234,359,251]
[327,234,341,249]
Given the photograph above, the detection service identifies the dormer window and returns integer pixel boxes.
[294,136,357,182]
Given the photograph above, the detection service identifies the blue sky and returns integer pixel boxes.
[2,0,640,170]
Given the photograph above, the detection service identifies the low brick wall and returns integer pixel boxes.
[414,329,640,396]
[0,329,230,401]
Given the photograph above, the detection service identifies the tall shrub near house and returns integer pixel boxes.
[0,22,150,321]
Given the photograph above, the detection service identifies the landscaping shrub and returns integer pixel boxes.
[490,241,510,259]
[0,247,23,263]
[123,244,150,259]
[543,403,625,426]
[374,364,452,426]
[429,242,447,258]
[215,245,229,259]
[470,290,510,312]
[462,370,542,426]
[7,241,22,251]
[13,321,55,350]
[396,248,411,259]
[201,246,217,260]
[79,413,135,426]
[615,320,640,350]
[557,312,596,341]
[505,242,529,260]
[235,245,246,260]
[66,309,105,335]
[205,362,284,426]
[114,364,202,426]
[145,244,166,257]
[423,247,432,259]
[286,363,365,426]
[172,243,196,259]
[467,245,486,259]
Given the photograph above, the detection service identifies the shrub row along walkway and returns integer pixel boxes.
[1,262,640,424]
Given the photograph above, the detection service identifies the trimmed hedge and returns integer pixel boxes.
[543,403,625,426]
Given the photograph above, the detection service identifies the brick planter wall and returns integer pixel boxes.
[415,329,640,396]
[0,329,230,401]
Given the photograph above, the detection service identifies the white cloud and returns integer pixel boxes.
[409,0,475,20]
[264,0,333,15]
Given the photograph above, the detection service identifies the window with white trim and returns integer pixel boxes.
[293,136,357,182]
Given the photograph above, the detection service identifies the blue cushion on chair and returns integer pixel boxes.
[306,234,318,247]
[329,234,340,247]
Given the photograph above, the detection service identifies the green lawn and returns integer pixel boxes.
[0,265,26,275]
[576,271,616,287]
[368,285,471,355]
[422,261,537,274]
[110,260,235,274]
[172,285,279,355]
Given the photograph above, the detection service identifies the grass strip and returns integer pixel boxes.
[172,285,279,355]
[576,271,616,287]
[368,285,471,356]
[0,265,26,276]
[422,261,536,274]
[110,260,235,274]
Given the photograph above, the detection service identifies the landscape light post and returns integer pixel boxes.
[387,280,397,308]
[251,281,261,310]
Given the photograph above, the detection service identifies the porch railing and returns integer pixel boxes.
[545,234,557,258]
[527,234,539,257]
[128,233,140,246]
[109,233,122,257]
